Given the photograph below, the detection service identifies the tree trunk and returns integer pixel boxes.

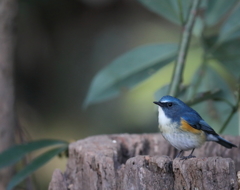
[49,134,240,190]
[0,0,17,189]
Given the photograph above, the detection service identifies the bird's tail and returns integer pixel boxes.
[216,136,237,149]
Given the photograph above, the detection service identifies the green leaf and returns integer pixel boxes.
[205,0,238,26]
[154,85,170,100]
[155,84,187,101]
[205,36,240,78]
[215,42,240,78]
[0,139,68,169]
[84,43,178,107]
[7,146,67,190]
[137,0,191,25]
[187,66,237,135]
[192,16,204,37]
[218,4,240,43]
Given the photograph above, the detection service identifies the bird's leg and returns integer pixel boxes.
[175,150,183,159]
[180,148,196,160]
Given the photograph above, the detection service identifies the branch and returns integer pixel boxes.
[218,107,236,134]
[219,85,240,134]
[186,89,221,106]
[169,0,201,96]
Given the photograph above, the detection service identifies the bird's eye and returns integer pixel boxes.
[167,103,172,107]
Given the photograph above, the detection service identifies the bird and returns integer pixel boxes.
[153,95,237,159]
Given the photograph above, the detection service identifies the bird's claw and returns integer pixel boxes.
[180,155,196,160]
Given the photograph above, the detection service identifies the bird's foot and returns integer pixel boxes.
[180,155,196,160]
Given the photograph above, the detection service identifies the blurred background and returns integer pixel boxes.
[14,0,232,189]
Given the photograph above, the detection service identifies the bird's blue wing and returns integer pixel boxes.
[181,113,218,135]
[198,120,218,135]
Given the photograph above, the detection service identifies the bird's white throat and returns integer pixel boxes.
[158,106,171,127]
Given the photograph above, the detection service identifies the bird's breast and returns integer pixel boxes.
[159,123,207,151]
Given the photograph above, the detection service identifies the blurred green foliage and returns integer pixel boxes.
[85,0,240,135]
[0,140,68,190]
[84,43,178,106]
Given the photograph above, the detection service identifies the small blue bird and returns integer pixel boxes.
[154,95,237,159]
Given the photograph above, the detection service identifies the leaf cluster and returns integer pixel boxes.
[84,0,240,134]
[0,140,68,190]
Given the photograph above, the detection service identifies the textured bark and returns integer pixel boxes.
[0,0,17,188]
[173,157,237,190]
[48,169,68,190]
[49,134,240,190]
[120,155,174,190]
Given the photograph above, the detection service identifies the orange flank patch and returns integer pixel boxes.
[180,119,201,134]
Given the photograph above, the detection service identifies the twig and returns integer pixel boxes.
[169,0,201,96]
[213,97,235,108]
[186,89,221,106]
[218,106,237,134]
[219,86,240,134]
[177,0,184,25]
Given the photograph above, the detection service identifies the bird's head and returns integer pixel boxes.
[154,95,189,122]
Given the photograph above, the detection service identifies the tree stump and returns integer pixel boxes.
[48,134,240,190]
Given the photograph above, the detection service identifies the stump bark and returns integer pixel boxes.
[49,134,240,190]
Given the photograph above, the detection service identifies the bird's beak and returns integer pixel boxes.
[153,101,162,106]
